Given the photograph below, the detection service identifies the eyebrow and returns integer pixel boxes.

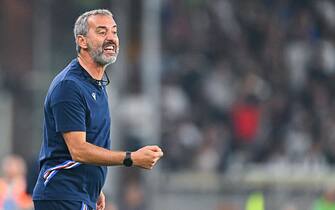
[96,25,117,30]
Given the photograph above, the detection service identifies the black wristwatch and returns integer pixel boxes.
[123,151,133,167]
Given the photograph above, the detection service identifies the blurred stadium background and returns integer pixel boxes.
[2,0,335,209]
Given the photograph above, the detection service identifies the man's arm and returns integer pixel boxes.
[63,131,163,169]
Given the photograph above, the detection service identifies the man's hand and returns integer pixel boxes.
[132,145,164,169]
[96,191,106,210]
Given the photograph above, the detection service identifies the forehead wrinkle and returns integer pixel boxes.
[88,15,116,27]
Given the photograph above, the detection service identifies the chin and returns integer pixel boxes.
[104,55,117,64]
[95,56,117,66]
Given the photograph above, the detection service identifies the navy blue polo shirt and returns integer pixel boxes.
[33,58,111,209]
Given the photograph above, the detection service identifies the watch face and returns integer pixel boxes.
[123,152,133,167]
[124,158,133,167]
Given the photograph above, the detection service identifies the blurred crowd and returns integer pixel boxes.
[154,0,335,172]
[5,0,335,209]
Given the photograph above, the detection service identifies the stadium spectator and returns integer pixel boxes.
[0,154,33,210]
[120,181,145,210]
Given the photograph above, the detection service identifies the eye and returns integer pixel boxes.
[97,30,107,36]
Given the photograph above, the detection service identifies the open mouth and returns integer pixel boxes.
[103,44,116,54]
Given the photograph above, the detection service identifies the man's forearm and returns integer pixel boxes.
[70,141,125,166]
[63,131,163,169]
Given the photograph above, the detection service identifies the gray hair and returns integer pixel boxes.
[74,9,114,53]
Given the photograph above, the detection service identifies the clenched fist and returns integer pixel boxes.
[132,145,164,169]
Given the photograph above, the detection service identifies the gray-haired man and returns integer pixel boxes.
[32,9,163,210]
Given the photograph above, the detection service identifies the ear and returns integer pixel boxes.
[77,35,88,50]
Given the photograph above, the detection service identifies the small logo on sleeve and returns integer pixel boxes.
[92,92,96,100]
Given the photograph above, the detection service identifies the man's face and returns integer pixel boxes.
[85,15,119,66]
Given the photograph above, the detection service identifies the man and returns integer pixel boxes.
[32,9,163,210]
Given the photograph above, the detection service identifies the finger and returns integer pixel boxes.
[141,164,151,170]
[146,145,161,152]
[153,157,160,162]
[151,159,159,167]
[144,165,151,170]
[152,151,163,159]
[97,203,103,210]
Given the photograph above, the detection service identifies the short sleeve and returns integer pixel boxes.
[50,80,86,132]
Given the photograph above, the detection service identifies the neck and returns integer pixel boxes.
[77,52,105,80]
